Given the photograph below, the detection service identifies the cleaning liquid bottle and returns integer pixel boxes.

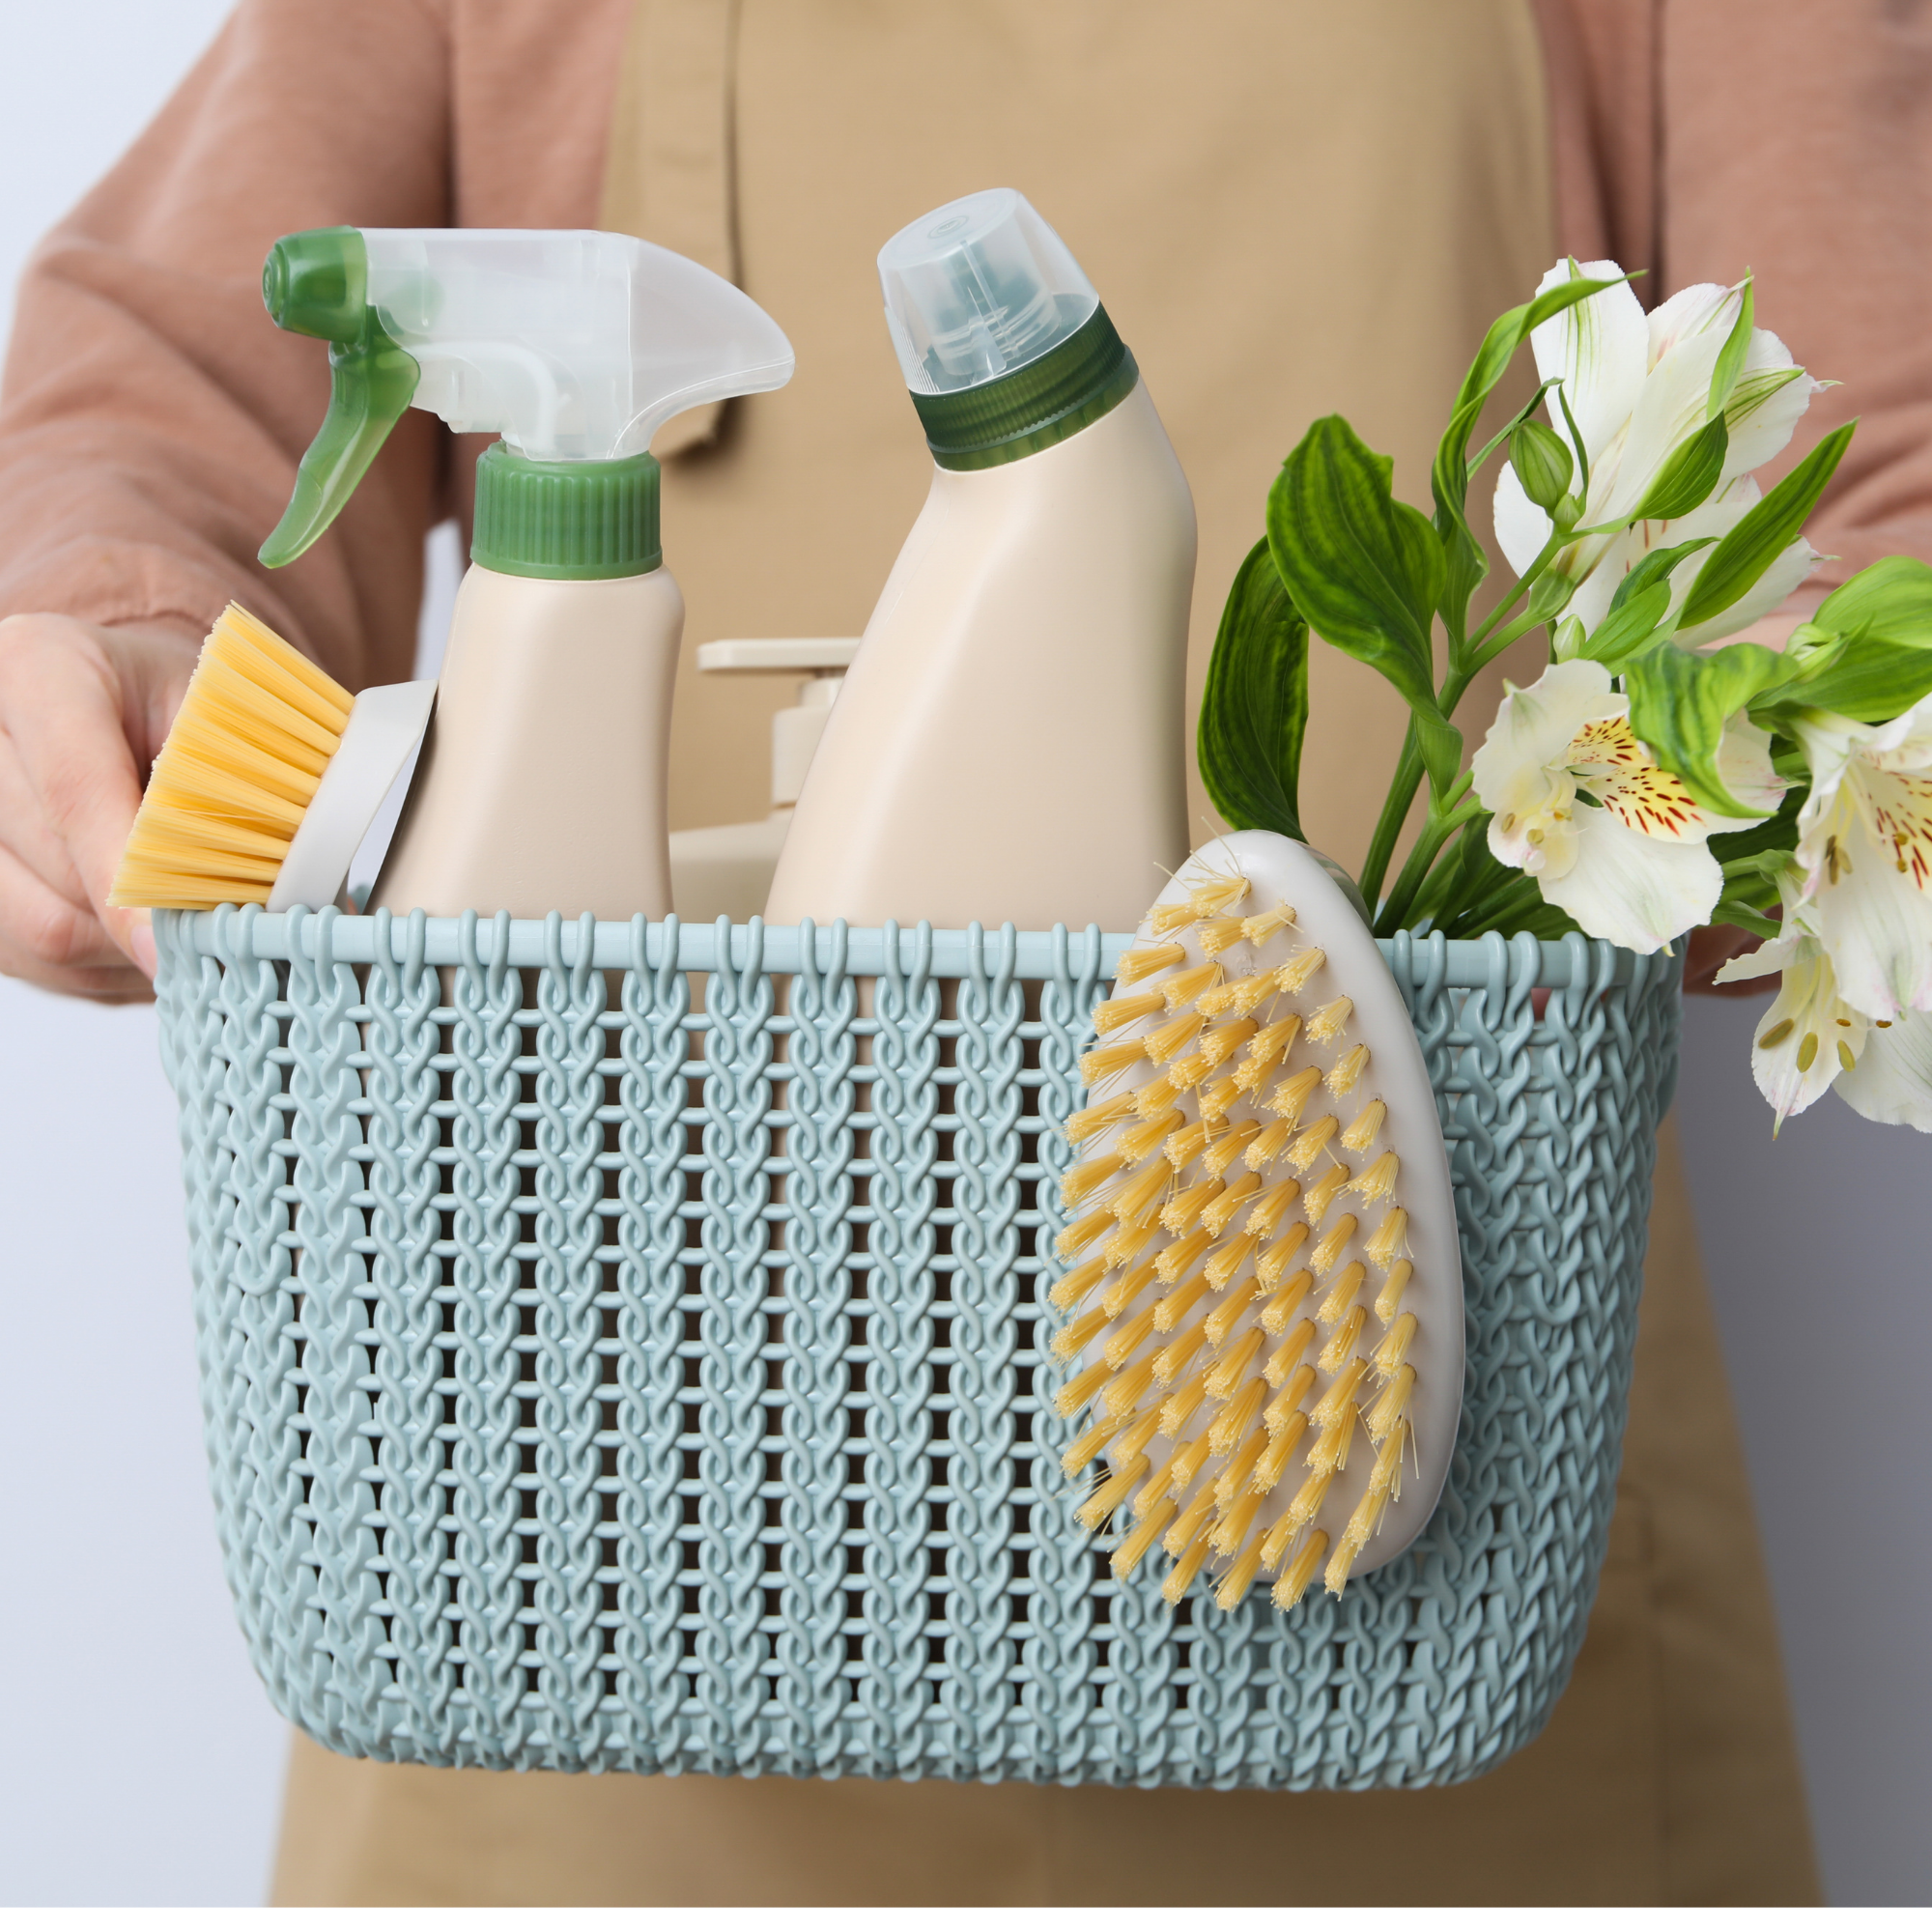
[764,188,1195,933]
[258,226,794,920]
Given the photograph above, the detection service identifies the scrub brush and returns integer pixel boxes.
[1051,828,1462,1610]
[108,602,434,912]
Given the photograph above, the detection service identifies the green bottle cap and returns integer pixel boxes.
[469,443,663,579]
[908,304,1138,471]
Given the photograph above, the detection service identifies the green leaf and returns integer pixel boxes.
[1625,639,1791,815]
[1708,277,1754,418]
[1809,555,1932,650]
[1724,364,1804,433]
[1631,414,1729,523]
[1678,422,1854,631]
[1268,415,1461,789]
[1772,640,1932,723]
[1577,579,1672,668]
[1511,418,1574,512]
[1197,538,1310,840]
[1610,536,1719,615]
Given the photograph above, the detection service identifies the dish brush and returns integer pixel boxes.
[1052,828,1462,1610]
[108,602,434,912]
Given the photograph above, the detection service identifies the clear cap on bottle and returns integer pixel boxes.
[877,188,1098,396]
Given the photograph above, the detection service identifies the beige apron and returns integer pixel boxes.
[272,1,1818,1902]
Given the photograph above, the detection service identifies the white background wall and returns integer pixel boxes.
[0,0,1927,1909]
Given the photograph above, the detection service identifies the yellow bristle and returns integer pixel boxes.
[1149,901,1199,939]
[1208,1375,1268,1453]
[1197,1074,1242,1122]
[1226,969,1283,1017]
[1132,1072,1182,1120]
[1209,1487,1264,1557]
[1050,1304,1111,1362]
[1080,1039,1147,1086]
[1159,1359,1211,1428]
[1056,1205,1114,1261]
[1189,873,1251,918]
[1302,1162,1352,1223]
[1195,915,1248,958]
[1326,1427,1406,1593]
[1339,1098,1386,1153]
[1103,1258,1160,1319]
[1162,959,1223,1009]
[1316,1261,1368,1328]
[1094,1399,1160,1466]
[1049,1253,1109,1313]
[1366,1365,1416,1445]
[1160,1174,1223,1235]
[1055,1358,1110,1416]
[1256,1228,1312,1293]
[1065,1091,1137,1146]
[1245,1178,1302,1240]
[1162,1118,1210,1170]
[1325,1044,1371,1096]
[1061,1407,1127,1478]
[1193,980,1236,1018]
[1104,1209,1161,1272]
[1112,1161,1173,1225]
[1163,1487,1218,1559]
[1375,1259,1414,1323]
[1102,1304,1158,1370]
[1061,1151,1125,1208]
[1094,987,1166,1034]
[1171,1019,1256,1088]
[1373,1312,1419,1380]
[1272,1529,1330,1608]
[1364,1208,1409,1270]
[1204,1119,1263,1177]
[1265,1362,1318,1435]
[1235,1016,1301,1094]
[1162,1432,1214,1499]
[1100,1357,1155,1419]
[1213,1429,1269,1505]
[1161,1528,1215,1603]
[1350,1151,1401,1205]
[1306,1406,1357,1479]
[1117,1109,1184,1164]
[1288,1115,1339,1172]
[1243,1120,1293,1170]
[1205,1277,1264,1348]
[1311,1358,1369,1431]
[1112,1495,1178,1577]
[1154,1225,1214,1284]
[1265,1065,1324,1127]
[1309,1214,1358,1276]
[1275,946,1325,994]
[1076,1451,1151,1531]
[1264,1317,1317,1385]
[1154,1271,1212,1332]
[1146,1009,1208,1063]
[1319,1305,1366,1375]
[1279,1465,1337,1543]
[1307,997,1353,1042]
[1204,1326,1264,1399]
[1214,1537,1267,1610]
[1151,1320,1209,1386]
[1261,1266,1317,1333]
[1254,1408,1311,1491]
[1201,1171,1262,1236]
[1241,903,1296,945]
[1205,1233,1260,1293]
[1116,941,1186,985]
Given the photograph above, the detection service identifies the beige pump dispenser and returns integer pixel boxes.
[765,189,1195,933]
[259,225,794,922]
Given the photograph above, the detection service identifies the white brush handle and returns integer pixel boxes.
[268,681,437,914]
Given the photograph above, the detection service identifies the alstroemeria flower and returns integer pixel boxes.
[1788,695,1932,1019]
[1494,260,1823,646]
[1472,658,1780,952]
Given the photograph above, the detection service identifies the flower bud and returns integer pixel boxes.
[1511,419,1575,514]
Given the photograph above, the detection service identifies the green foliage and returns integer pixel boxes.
[1631,415,1729,523]
[1511,419,1574,513]
[1197,538,1309,840]
[1625,639,1792,815]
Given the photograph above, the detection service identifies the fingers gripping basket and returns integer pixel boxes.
[154,904,1679,1788]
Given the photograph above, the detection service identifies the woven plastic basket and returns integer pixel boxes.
[154,903,1679,1788]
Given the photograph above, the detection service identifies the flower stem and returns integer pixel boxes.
[1376,789,1482,936]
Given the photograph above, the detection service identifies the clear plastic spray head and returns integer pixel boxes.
[877,188,1097,395]
[260,227,794,566]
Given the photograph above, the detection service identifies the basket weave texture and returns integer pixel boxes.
[155,905,1680,1789]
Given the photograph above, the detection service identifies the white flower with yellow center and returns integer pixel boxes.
[1789,695,1932,1020]
[1493,260,1822,646]
[1472,658,1780,953]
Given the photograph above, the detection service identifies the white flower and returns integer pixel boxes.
[1493,261,1823,645]
[1472,658,1780,952]
[1788,695,1932,1019]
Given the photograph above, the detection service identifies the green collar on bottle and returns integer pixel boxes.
[470,443,663,579]
[908,303,1138,471]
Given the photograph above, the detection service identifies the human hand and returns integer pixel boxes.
[0,612,201,1001]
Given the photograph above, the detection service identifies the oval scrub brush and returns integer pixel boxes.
[1052,828,1462,1610]
[108,602,435,912]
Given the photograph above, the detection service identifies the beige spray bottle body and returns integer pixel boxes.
[766,189,1194,934]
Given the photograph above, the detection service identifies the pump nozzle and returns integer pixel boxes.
[259,227,794,569]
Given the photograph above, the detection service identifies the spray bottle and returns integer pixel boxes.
[259,226,794,920]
